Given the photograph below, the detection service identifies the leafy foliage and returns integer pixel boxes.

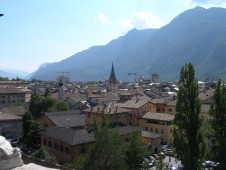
[210,79,226,168]
[173,63,207,170]
[85,114,127,170]
[32,146,58,164]
[29,94,68,117]
[22,112,41,148]
[124,130,149,170]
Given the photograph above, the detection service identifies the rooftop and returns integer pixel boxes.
[140,112,174,122]
[44,110,84,127]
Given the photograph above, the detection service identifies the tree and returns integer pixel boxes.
[173,63,207,170]
[85,114,127,170]
[22,112,41,148]
[210,79,226,168]
[32,146,58,164]
[124,130,149,170]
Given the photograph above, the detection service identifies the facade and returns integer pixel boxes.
[141,131,162,153]
[116,99,156,126]
[138,112,174,145]
[0,111,23,137]
[0,88,29,107]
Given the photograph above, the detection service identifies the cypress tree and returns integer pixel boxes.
[210,79,226,169]
[173,63,207,170]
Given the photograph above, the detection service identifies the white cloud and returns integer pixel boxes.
[133,11,163,29]
[95,13,112,25]
[188,0,226,8]
[118,19,134,31]
[118,11,163,32]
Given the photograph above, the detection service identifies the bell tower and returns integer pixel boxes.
[108,62,118,92]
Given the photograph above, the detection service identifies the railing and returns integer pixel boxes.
[22,153,73,170]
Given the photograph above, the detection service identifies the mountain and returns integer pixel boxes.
[0,69,30,79]
[30,6,226,81]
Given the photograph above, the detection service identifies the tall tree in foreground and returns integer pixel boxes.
[85,114,126,170]
[210,79,226,169]
[125,130,149,170]
[173,63,207,170]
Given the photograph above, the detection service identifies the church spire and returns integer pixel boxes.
[109,62,117,84]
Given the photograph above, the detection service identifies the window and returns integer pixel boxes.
[2,96,5,98]
[60,145,64,152]
[43,139,46,145]
[66,147,69,154]
[48,141,52,147]
[88,113,91,118]
[156,128,158,133]
[168,108,172,112]
[145,127,148,131]
[80,146,86,154]
[170,129,173,133]
[161,129,164,133]
[150,127,153,132]
[55,143,58,150]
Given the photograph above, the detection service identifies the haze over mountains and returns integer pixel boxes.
[25,7,226,81]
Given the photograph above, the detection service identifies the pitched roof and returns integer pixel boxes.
[0,88,28,94]
[41,125,139,145]
[141,131,162,139]
[0,106,27,117]
[44,110,84,127]
[109,62,117,84]
[115,99,149,109]
[140,112,174,122]
[198,89,214,101]
[0,112,22,121]
[42,127,95,145]
[83,104,131,114]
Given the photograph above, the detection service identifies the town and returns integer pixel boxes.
[0,63,222,170]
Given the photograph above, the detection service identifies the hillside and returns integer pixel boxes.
[30,6,226,81]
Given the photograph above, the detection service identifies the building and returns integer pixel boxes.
[83,104,130,126]
[41,126,139,164]
[141,130,162,153]
[151,73,159,83]
[108,63,118,92]
[35,110,84,129]
[138,112,174,145]
[115,98,156,126]
[57,79,65,101]
[41,127,94,164]
[0,88,30,107]
[0,111,23,137]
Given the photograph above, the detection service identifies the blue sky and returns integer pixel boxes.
[0,0,226,73]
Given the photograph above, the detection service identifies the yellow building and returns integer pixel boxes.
[138,112,174,145]
[115,99,156,126]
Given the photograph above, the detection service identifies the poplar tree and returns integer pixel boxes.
[173,63,207,170]
[210,79,226,168]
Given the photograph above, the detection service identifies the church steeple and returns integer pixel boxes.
[109,62,117,84]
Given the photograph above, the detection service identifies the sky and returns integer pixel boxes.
[1,0,226,73]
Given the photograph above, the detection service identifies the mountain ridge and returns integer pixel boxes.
[30,6,226,81]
